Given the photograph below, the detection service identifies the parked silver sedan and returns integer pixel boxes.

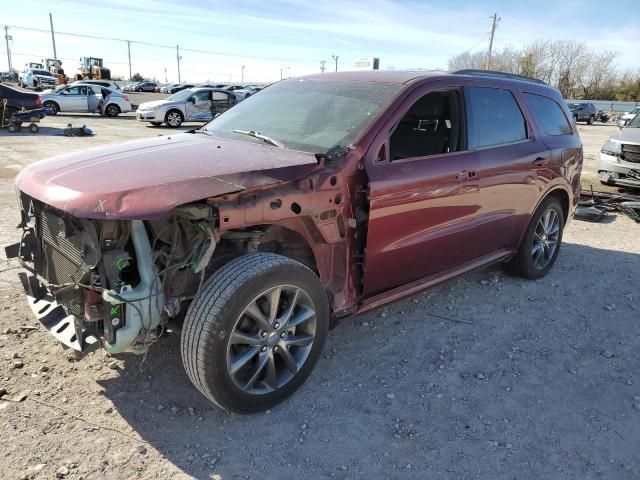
[40,84,133,116]
[136,87,242,127]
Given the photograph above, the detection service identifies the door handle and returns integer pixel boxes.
[457,170,477,181]
[533,157,549,167]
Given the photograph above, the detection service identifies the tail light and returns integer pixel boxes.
[35,97,42,106]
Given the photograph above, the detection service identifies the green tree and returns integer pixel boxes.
[131,72,145,82]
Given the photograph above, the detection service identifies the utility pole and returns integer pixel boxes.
[126,40,132,80]
[49,13,58,62]
[331,55,338,72]
[4,26,12,72]
[176,45,181,83]
[485,13,500,70]
[320,60,326,73]
[241,65,245,83]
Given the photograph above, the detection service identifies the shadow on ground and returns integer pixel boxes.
[96,242,640,479]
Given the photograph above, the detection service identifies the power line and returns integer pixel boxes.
[3,23,317,64]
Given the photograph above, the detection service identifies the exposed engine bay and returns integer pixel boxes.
[8,192,273,354]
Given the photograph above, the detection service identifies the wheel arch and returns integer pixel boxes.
[43,99,60,111]
[515,186,571,250]
[254,224,318,274]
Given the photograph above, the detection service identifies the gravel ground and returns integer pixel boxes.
[0,115,639,479]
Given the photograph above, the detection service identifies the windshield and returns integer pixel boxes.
[34,70,53,77]
[567,103,580,109]
[203,80,402,153]
[167,88,194,101]
[627,114,640,128]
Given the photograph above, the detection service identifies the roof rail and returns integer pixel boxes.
[454,69,547,86]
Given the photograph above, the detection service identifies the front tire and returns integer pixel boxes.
[506,196,564,279]
[587,115,594,125]
[181,253,329,413]
[165,109,183,128]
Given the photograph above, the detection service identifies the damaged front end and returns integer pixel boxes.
[6,192,218,354]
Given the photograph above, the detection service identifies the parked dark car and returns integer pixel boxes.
[7,70,582,414]
[0,83,42,120]
[134,82,158,92]
[567,101,597,124]
[168,83,194,94]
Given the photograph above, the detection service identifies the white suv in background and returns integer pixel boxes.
[19,67,59,89]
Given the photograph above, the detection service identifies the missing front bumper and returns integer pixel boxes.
[18,272,100,352]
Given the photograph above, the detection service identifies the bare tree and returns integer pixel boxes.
[447,39,623,100]
[447,51,486,71]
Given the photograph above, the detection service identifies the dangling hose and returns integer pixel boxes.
[1,98,7,128]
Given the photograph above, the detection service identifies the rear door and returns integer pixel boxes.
[211,91,235,117]
[465,85,548,255]
[87,86,100,111]
[363,84,482,297]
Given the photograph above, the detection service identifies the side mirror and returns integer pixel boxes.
[190,97,196,104]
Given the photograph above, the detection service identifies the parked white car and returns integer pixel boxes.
[618,107,640,128]
[40,84,132,116]
[136,87,242,127]
[69,79,122,92]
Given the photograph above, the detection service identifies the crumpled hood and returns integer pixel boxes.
[138,100,171,110]
[16,133,318,220]
[614,127,640,145]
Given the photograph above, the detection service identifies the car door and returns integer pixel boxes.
[464,85,548,256]
[211,91,235,117]
[363,85,482,297]
[57,86,83,111]
[185,90,213,121]
[87,86,100,112]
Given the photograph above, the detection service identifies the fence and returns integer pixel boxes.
[566,100,639,113]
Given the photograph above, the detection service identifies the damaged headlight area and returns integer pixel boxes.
[6,192,219,355]
[601,139,622,156]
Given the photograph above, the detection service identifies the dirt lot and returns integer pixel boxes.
[1,114,639,480]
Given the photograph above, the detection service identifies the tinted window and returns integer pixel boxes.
[390,89,463,160]
[524,93,572,136]
[466,87,527,149]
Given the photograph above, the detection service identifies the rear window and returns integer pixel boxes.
[524,93,572,136]
[466,86,527,149]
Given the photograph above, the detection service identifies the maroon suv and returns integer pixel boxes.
[7,70,582,413]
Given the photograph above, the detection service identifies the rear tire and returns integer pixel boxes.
[105,103,121,117]
[506,196,564,279]
[587,115,594,125]
[43,101,59,115]
[181,253,329,413]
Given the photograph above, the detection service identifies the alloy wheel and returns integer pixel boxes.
[167,111,182,127]
[226,285,316,395]
[531,208,560,269]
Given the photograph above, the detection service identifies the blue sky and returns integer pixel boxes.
[2,0,639,83]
